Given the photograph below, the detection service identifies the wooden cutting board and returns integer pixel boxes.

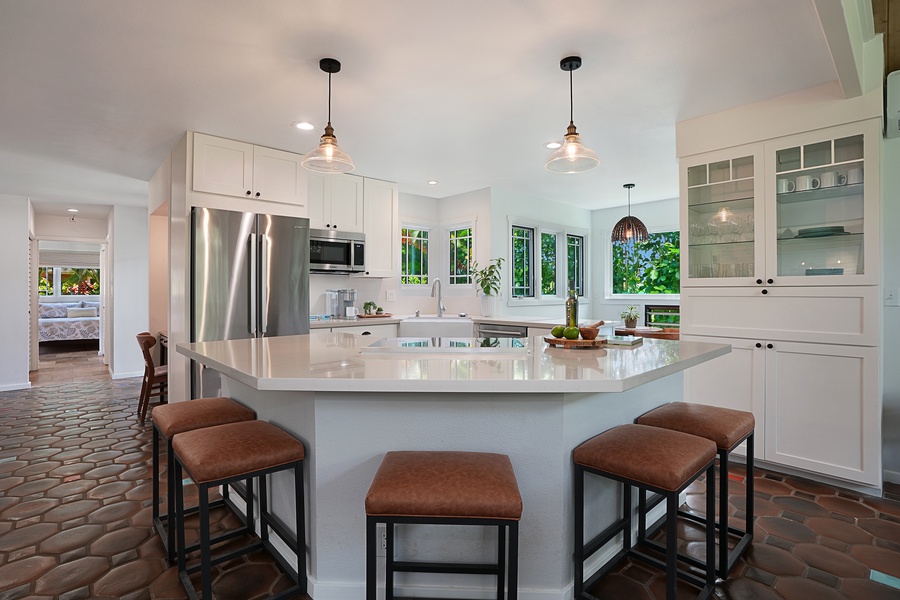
[543,336,607,349]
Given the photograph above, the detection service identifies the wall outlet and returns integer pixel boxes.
[385,289,396,302]
[886,287,899,307]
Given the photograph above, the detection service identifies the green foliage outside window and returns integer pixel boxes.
[401,228,429,285]
[61,268,100,295]
[449,228,473,285]
[38,267,54,296]
[612,232,680,295]
[567,235,584,296]
[541,233,556,295]
[511,226,533,297]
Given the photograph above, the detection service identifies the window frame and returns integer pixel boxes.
[508,217,590,307]
[606,225,681,301]
[445,222,475,287]
[400,225,432,287]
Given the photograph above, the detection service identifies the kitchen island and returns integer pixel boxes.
[177,332,729,600]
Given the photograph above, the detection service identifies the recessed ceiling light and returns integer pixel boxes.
[427,180,438,185]
[67,208,79,213]
[292,121,315,131]
[545,142,561,149]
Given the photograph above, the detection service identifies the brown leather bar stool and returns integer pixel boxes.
[150,397,256,564]
[574,424,717,600]
[365,451,522,600]
[173,420,306,600]
[636,402,755,579]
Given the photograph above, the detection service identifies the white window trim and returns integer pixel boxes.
[442,216,478,296]
[605,224,681,302]
[400,221,435,292]
[507,216,590,308]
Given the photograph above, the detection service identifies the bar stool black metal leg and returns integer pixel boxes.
[666,492,678,600]
[718,449,729,579]
[199,482,212,600]
[573,465,584,597]
[496,524,506,600]
[365,517,376,600]
[706,463,716,590]
[295,461,306,593]
[508,522,518,600]
[386,521,395,600]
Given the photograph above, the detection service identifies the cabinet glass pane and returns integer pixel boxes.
[709,161,730,183]
[775,131,865,278]
[834,135,863,163]
[687,164,707,187]
[803,141,831,168]
[776,146,800,173]
[686,156,755,281]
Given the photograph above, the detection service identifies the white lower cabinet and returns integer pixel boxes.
[684,334,880,487]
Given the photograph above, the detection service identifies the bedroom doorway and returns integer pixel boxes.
[32,240,106,375]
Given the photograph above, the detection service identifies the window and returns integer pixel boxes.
[511,223,587,300]
[511,226,534,298]
[645,304,680,328]
[401,228,429,285]
[611,231,680,296]
[448,227,473,285]
[39,267,100,296]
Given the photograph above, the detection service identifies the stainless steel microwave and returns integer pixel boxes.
[309,229,366,273]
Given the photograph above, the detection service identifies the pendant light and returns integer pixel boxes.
[611,184,649,243]
[302,58,355,174]
[545,56,599,173]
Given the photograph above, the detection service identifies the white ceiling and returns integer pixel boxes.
[0,1,843,217]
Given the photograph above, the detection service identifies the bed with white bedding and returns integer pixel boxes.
[38,301,100,342]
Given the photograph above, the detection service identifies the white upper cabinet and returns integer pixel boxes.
[192,133,306,208]
[361,178,399,278]
[307,172,364,233]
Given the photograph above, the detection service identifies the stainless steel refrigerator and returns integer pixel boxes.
[191,207,310,396]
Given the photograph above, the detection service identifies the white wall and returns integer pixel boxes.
[148,213,169,365]
[881,136,900,482]
[108,205,149,379]
[590,197,680,322]
[33,213,107,241]
[0,196,32,390]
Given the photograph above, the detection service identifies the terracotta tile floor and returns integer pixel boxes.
[3,345,899,599]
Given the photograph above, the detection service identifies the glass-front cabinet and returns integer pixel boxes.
[764,121,879,286]
[681,121,879,287]
[681,145,763,287]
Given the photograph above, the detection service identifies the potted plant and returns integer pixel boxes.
[620,304,640,329]
[363,300,377,316]
[470,258,504,317]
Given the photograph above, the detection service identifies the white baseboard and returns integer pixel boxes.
[0,381,32,391]
[111,370,143,380]
[884,469,900,485]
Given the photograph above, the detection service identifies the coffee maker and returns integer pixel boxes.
[340,288,358,318]
[325,289,358,318]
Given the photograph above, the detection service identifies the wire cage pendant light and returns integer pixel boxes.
[611,183,649,243]
[545,56,599,173]
[302,58,355,174]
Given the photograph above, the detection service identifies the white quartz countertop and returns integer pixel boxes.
[309,314,617,329]
[177,332,729,394]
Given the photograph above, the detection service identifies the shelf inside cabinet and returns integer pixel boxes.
[776,183,863,204]
[687,179,754,207]
[776,232,862,246]
[689,239,754,249]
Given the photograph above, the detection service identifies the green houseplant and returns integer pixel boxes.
[470,257,504,317]
[363,300,377,316]
[620,304,640,329]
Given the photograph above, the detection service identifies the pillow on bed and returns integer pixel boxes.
[67,307,98,318]
[40,304,68,319]
[83,301,99,309]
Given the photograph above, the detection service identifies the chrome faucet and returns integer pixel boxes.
[431,278,446,317]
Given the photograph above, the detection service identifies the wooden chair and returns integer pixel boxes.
[137,332,168,422]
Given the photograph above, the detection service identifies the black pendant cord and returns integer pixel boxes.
[327,72,332,124]
[569,68,574,124]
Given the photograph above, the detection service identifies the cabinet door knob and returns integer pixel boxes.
[767,278,774,284]
[325,223,330,228]
[255,192,261,197]
[756,342,762,348]
[246,190,251,196]
[756,279,763,285]
[762,289,768,295]
[767,343,773,349]
[332,224,338,228]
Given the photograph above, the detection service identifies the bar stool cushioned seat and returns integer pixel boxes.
[150,397,256,564]
[173,420,306,600]
[366,451,522,599]
[636,402,755,579]
[574,424,718,600]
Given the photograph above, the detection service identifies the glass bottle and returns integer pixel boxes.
[565,282,579,328]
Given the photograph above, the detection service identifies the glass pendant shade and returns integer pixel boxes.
[546,56,599,174]
[302,58,355,174]
[301,123,355,173]
[611,183,649,243]
[545,122,600,173]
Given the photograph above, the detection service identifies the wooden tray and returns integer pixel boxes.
[543,336,607,349]
[358,313,392,318]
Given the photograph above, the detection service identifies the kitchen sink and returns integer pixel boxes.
[398,316,474,337]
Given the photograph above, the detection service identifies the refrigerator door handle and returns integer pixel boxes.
[249,233,257,336]
[260,234,269,335]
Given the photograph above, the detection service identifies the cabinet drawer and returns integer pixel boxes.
[681,286,878,345]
